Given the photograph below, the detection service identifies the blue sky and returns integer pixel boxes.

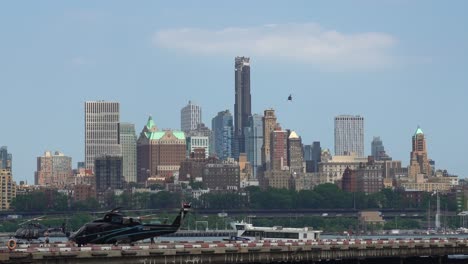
[0,1,467,183]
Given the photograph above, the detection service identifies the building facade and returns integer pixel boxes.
[0,146,12,170]
[120,123,137,183]
[186,123,213,155]
[262,109,277,170]
[371,136,392,161]
[234,56,252,158]
[334,115,364,157]
[186,136,210,158]
[203,161,240,190]
[270,129,288,171]
[244,114,263,178]
[137,116,186,183]
[0,169,16,210]
[304,141,321,173]
[94,155,123,193]
[181,100,202,133]
[212,110,233,160]
[409,127,432,178]
[85,101,121,172]
[287,131,304,174]
[35,151,73,187]
[319,153,368,183]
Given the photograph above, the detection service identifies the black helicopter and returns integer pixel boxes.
[69,203,191,246]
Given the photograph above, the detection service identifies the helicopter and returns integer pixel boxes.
[69,203,191,246]
[14,216,67,240]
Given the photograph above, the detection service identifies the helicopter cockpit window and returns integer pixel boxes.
[111,215,123,224]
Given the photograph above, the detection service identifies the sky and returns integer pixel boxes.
[0,1,467,183]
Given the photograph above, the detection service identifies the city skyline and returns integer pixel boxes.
[0,1,467,182]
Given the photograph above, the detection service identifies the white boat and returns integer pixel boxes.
[230,221,321,241]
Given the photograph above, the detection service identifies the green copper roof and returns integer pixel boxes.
[145,130,185,140]
[146,116,156,130]
[414,126,424,136]
[145,131,165,140]
[172,131,185,140]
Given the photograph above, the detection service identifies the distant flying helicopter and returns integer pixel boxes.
[69,203,191,246]
[287,94,292,101]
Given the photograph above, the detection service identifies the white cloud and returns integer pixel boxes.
[154,23,397,70]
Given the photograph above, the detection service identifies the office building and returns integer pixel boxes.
[35,151,73,187]
[244,114,263,178]
[409,126,432,178]
[304,142,321,173]
[137,116,186,183]
[371,136,392,161]
[262,109,277,169]
[186,123,213,156]
[334,115,364,157]
[287,131,304,174]
[120,123,137,183]
[212,110,233,160]
[203,160,240,191]
[181,101,202,133]
[187,136,210,158]
[0,169,16,210]
[234,56,252,158]
[94,155,123,192]
[85,101,121,172]
[0,146,12,170]
[270,128,288,171]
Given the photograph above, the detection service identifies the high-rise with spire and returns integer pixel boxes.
[409,127,432,178]
[234,56,251,159]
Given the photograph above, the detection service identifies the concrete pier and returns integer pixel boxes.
[1,238,468,263]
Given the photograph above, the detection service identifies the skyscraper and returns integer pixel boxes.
[85,101,121,172]
[371,136,392,161]
[212,110,233,160]
[244,114,263,178]
[287,131,304,174]
[262,109,277,170]
[409,127,432,177]
[181,101,202,133]
[120,123,137,183]
[334,115,364,157]
[0,146,12,170]
[234,56,251,158]
[35,151,72,187]
[304,141,321,172]
[270,128,288,171]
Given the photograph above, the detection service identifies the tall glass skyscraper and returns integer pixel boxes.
[212,110,233,160]
[120,123,137,183]
[244,114,263,178]
[180,100,202,133]
[85,101,121,172]
[234,56,251,158]
[334,115,364,157]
